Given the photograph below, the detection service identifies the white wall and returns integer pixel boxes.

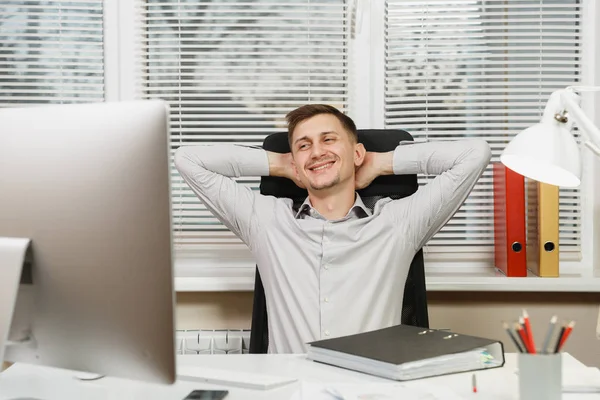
[175,291,600,367]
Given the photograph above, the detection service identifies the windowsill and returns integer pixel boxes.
[424,267,600,292]
[174,262,600,293]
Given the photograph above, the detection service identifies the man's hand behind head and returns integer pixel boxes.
[267,151,306,188]
[355,152,378,190]
[355,151,394,190]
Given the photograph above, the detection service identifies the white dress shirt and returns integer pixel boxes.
[175,139,491,353]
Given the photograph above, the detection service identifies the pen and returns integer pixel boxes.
[522,309,536,354]
[541,315,558,354]
[553,323,567,354]
[323,387,345,400]
[555,321,575,353]
[515,322,531,353]
[472,373,477,393]
[503,322,525,353]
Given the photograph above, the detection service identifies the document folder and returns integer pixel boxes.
[493,163,527,276]
[306,325,505,381]
[526,179,560,277]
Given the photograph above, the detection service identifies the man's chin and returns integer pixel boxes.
[308,179,339,191]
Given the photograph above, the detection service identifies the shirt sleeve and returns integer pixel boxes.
[387,138,492,251]
[174,144,276,250]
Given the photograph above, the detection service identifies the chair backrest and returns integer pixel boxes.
[249,129,429,354]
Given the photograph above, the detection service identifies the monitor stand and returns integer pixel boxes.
[0,237,42,400]
[0,237,33,367]
[0,237,105,399]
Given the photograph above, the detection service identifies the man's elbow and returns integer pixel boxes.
[173,146,185,170]
[468,138,492,169]
[174,145,194,175]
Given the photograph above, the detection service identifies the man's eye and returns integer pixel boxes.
[298,144,308,150]
[324,138,334,142]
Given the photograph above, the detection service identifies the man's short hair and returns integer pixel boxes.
[285,104,358,149]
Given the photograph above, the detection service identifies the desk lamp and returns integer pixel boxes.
[500,86,600,187]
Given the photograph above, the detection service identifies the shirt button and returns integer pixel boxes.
[324,330,330,336]
[323,237,329,243]
[324,297,329,303]
[323,264,329,270]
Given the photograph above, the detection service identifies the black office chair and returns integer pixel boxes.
[249,129,429,354]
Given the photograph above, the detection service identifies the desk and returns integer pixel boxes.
[0,353,599,399]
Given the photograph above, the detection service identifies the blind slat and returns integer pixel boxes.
[143,22,345,29]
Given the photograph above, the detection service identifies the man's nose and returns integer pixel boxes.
[310,142,326,158]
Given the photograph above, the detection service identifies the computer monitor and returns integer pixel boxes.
[0,100,176,384]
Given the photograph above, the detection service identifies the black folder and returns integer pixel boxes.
[306,324,505,381]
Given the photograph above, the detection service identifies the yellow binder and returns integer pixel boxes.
[526,179,559,277]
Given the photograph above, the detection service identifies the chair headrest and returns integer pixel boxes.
[260,129,418,201]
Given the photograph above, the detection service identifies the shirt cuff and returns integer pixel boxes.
[236,146,270,176]
[392,141,422,175]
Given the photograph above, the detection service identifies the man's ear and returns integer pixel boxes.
[291,158,300,180]
[354,142,366,167]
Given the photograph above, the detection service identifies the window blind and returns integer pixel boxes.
[0,0,104,106]
[385,0,582,261]
[138,0,350,252]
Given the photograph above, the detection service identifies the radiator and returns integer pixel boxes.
[176,329,251,355]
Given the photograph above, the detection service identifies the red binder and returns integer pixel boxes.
[493,163,527,277]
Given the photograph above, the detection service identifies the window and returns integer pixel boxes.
[384,0,582,262]
[0,1,104,106]
[1,1,593,280]
[137,0,351,262]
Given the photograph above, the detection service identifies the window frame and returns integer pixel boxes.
[102,0,600,291]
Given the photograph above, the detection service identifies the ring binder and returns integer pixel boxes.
[306,325,505,381]
[493,163,527,276]
[526,179,560,277]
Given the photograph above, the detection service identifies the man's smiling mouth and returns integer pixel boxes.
[309,161,335,172]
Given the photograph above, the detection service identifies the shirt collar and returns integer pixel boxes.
[294,193,372,220]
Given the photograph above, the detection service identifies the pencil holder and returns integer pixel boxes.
[518,352,562,400]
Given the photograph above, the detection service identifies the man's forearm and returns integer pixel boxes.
[391,139,491,176]
[174,144,270,179]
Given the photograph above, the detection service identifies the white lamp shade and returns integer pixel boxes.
[500,122,581,187]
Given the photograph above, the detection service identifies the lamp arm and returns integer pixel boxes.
[561,88,600,156]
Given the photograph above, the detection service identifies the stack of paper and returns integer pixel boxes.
[563,366,600,394]
[289,381,467,400]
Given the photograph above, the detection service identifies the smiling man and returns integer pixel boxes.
[175,104,491,354]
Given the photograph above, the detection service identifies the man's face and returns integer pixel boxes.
[290,114,364,192]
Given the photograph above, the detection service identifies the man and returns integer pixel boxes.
[175,104,491,354]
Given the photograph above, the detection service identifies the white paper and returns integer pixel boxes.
[563,366,600,393]
[177,365,297,390]
[288,381,467,400]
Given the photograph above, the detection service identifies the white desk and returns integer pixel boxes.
[0,353,599,399]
